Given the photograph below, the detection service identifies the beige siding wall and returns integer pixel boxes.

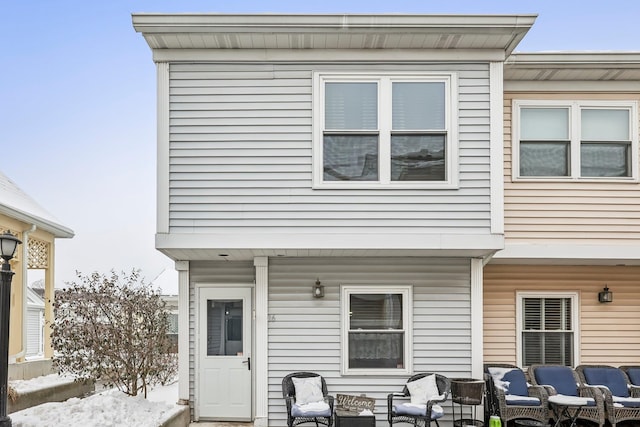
[484,264,640,366]
[503,91,640,243]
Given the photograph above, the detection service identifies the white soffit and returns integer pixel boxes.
[505,52,640,81]
[132,13,536,55]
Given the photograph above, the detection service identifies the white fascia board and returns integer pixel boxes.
[155,232,504,252]
[0,206,74,239]
[152,48,507,63]
[494,243,640,264]
[133,13,536,34]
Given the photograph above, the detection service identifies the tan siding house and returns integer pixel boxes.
[0,171,73,378]
[487,53,640,368]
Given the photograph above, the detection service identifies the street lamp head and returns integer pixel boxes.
[0,231,21,263]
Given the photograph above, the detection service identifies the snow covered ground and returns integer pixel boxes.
[9,374,183,427]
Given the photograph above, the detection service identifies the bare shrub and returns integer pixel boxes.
[51,270,177,397]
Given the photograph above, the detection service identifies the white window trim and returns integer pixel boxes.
[340,284,413,376]
[512,99,639,182]
[515,291,580,368]
[313,72,459,189]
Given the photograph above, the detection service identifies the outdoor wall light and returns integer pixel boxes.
[313,279,324,298]
[598,286,613,303]
[0,232,20,261]
[0,231,22,427]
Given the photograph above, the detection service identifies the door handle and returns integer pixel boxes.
[243,357,251,370]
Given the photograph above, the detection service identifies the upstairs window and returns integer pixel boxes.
[314,73,458,189]
[514,100,638,181]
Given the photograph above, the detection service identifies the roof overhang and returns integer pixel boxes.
[505,52,640,82]
[132,13,536,57]
[0,205,74,239]
[155,232,504,261]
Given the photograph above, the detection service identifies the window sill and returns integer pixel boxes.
[313,181,459,190]
[341,367,412,376]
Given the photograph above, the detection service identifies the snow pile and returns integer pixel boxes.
[10,381,182,427]
[10,373,76,395]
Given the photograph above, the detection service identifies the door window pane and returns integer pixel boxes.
[521,108,569,140]
[325,82,377,130]
[206,299,243,356]
[392,82,445,130]
[582,109,629,141]
[391,135,445,181]
[520,142,569,176]
[323,135,379,181]
[581,143,630,177]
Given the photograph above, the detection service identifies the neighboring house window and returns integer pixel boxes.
[341,285,412,375]
[513,100,638,181]
[314,73,458,189]
[517,293,577,367]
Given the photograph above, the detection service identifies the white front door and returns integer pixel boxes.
[198,287,252,421]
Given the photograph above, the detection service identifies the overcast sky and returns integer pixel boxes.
[2,0,639,292]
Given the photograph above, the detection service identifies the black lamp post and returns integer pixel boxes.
[0,232,21,427]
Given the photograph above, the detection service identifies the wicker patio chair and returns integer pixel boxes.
[387,373,450,427]
[282,372,334,427]
[529,364,605,427]
[484,363,549,426]
[576,364,640,427]
[620,366,640,388]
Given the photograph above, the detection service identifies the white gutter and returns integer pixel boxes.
[10,224,36,362]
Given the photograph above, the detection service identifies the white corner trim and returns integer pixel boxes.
[253,257,269,423]
[176,261,190,404]
[489,61,505,235]
[157,62,170,234]
[470,258,484,380]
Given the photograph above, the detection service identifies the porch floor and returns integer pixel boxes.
[189,423,253,427]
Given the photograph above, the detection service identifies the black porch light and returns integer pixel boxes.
[0,231,21,427]
[313,278,324,298]
[598,285,613,303]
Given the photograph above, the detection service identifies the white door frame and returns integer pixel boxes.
[195,284,254,421]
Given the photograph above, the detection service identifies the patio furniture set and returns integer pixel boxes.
[485,364,640,427]
[282,365,640,427]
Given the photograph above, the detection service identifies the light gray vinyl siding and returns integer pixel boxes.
[267,257,473,426]
[168,62,491,234]
[188,260,254,419]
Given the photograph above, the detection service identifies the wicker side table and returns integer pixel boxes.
[335,410,376,427]
[451,378,485,427]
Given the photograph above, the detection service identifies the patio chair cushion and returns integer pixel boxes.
[488,367,529,397]
[292,376,324,405]
[535,366,578,396]
[582,367,629,397]
[393,403,444,419]
[549,395,596,407]
[407,374,441,405]
[291,401,331,417]
[505,394,541,406]
[626,368,640,386]
[612,396,640,408]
